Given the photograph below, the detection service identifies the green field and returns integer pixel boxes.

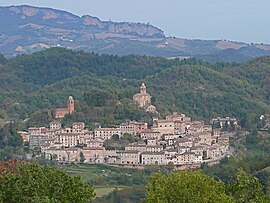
[94,186,125,198]
[60,163,148,186]
[60,164,148,202]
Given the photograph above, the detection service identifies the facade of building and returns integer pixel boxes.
[133,83,158,114]
[51,96,75,119]
[94,127,121,140]
[133,83,151,108]
[141,152,167,165]
[120,121,148,135]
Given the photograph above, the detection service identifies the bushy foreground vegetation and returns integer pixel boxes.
[145,169,269,203]
[0,161,95,202]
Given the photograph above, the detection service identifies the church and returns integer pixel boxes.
[50,96,75,118]
[133,83,157,114]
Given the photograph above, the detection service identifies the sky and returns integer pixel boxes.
[0,0,270,44]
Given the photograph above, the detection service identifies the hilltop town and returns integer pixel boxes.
[18,83,236,168]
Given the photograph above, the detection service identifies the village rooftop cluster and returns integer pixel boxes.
[18,84,237,168]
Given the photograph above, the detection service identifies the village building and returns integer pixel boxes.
[49,122,62,130]
[164,149,178,159]
[153,119,175,135]
[86,140,103,148]
[212,128,221,137]
[50,96,75,119]
[116,151,141,165]
[206,147,221,160]
[211,117,238,128]
[82,147,106,163]
[45,147,80,162]
[196,132,212,145]
[125,143,147,152]
[146,145,163,153]
[120,121,148,135]
[177,152,198,164]
[141,152,167,165]
[140,129,161,140]
[177,146,189,154]
[72,122,85,131]
[133,83,157,113]
[146,138,157,146]
[133,83,151,108]
[94,127,121,140]
[185,121,204,135]
[17,131,29,142]
[176,138,193,148]
[55,133,80,147]
[104,150,117,164]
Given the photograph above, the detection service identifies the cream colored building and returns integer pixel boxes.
[125,143,147,152]
[141,152,167,165]
[116,151,141,165]
[94,127,121,140]
[49,122,62,130]
[82,147,106,163]
[45,148,80,162]
[55,133,80,147]
[146,145,163,153]
[120,121,148,135]
[140,130,161,140]
[153,120,175,135]
[133,83,151,108]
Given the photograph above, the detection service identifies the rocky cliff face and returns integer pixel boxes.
[0,5,164,38]
[81,15,164,37]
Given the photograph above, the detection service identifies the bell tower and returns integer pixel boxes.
[67,96,75,113]
[140,83,147,94]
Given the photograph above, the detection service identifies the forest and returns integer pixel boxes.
[0,48,269,128]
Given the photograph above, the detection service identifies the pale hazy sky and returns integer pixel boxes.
[1,0,269,43]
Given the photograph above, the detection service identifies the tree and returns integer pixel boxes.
[0,161,95,202]
[80,151,86,163]
[226,169,269,203]
[245,129,260,145]
[112,134,120,141]
[145,170,234,203]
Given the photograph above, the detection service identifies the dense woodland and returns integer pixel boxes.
[0,48,270,127]
[1,48,270,202]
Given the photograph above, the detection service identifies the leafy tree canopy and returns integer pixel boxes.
[0,160,95,202]
[145,169,269,203]
[145,170,233,203]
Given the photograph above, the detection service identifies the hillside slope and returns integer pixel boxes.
[0,48,269,128]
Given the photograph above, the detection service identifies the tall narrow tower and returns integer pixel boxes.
[67,96,75,114]
[140,83,147,94]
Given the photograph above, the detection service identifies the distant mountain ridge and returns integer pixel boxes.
[1,5,270,62]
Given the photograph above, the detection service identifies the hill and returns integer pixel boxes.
[1,5,270,62]
[0,48,269,129]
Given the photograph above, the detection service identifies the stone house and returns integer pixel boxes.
[116,151,141,165]
[146,145,163,153]
[94,127,121,140]
[141,152,167,165]
[125,143,147,152]
[120,121,148,135]
[140,130,161,140]
[82,147,106,163]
